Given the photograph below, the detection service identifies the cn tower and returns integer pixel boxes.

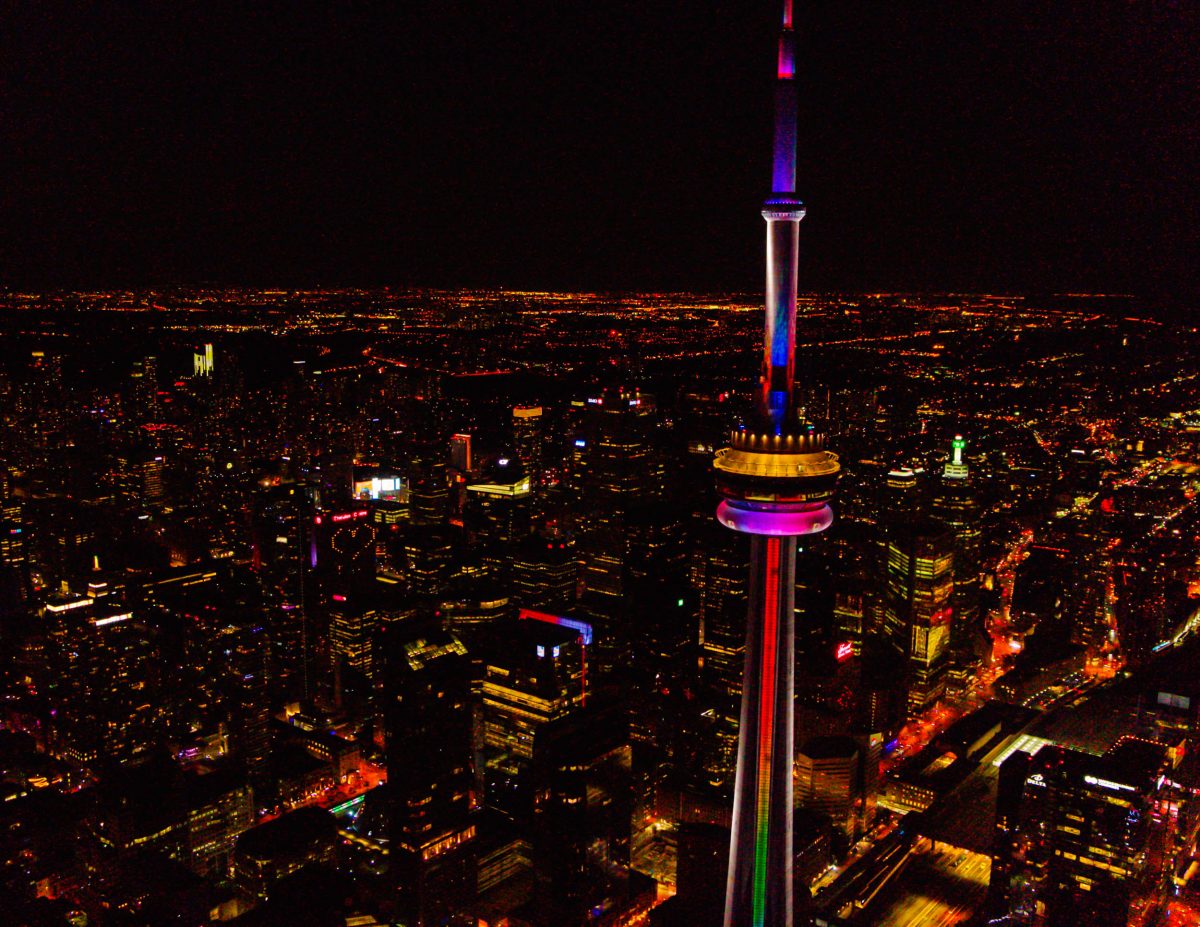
[713,2,839,926]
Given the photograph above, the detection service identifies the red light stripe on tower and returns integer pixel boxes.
[753,536,782,924]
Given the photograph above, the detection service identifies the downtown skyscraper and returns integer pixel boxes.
[713,3,840,926]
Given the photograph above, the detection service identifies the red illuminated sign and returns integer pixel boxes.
[836,641,853,662]
[331,510,368,523]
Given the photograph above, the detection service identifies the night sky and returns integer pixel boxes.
[3,1,1198,295]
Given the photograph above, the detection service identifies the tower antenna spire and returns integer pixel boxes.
[773,0,799,196]
[760,0,806,434]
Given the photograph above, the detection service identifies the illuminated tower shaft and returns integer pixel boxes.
[731,533,796,926]
[714,3,839,926]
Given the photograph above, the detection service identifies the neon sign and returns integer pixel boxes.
[1084,775,1134,793]
[519,608,593,646]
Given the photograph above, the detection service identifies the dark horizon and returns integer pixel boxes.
[3,1,1199,297]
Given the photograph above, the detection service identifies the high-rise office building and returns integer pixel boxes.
[531,703,634,922]
[314,448,355,508]
[695,522,750,710]
[254,483,314,700]
[932,435,985,674]
[619,506,691,734]
[184,766,255,879]
[449,432,473,475]
[312,507,376,598]
[44,600,163,766]
[1061,514,1115,649]
[678,385,736,739]
[398,528,454,597]
[1113,548,1190,669]
[306,507,377,700]
[382,627,478,927]
[465,460,534,551]
[576,389,665,639]
[795,736,863,848]
[329,593,380,681]
[881,519,954,715]
[482,618,587,816]
[512,405,545,490]
[225,626,272,778]
[829,518,872,658]
[408,460,450,527]
[0,487,28,612]
[115,453,166,511]
[576,388,664,508]
[128,354,159,425]
[989,739,1170,926]
[193,343,215,378]
[512,530,577,611]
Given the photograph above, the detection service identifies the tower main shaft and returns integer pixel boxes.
[714,3,839,926]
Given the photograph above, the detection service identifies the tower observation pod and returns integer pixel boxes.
[712,3,840,926]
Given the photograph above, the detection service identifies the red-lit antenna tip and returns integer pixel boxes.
[782,0,794,29]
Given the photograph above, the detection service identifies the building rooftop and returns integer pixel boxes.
[936,701,1034,759]
[496,615,582,653]
[1027,738,1169,796]
[1102,737,1171,790]
[798,735,859,761]
[235,807,337,863]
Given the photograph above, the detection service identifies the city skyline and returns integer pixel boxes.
[1,285,1199,926]
[3,4,1200,927]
